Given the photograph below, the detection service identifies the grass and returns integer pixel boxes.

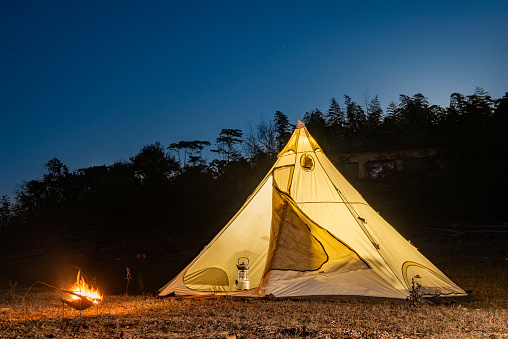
[1,286,508,338]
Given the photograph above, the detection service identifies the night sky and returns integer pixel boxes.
[1,1,507,198]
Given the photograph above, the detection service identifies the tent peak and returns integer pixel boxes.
[296,120,306,129]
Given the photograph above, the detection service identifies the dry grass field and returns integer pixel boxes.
[1,289,508,338]
[1,225,507,338]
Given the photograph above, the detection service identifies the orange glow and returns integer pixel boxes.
[68,270,102,303]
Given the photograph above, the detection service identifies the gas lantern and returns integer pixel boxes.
[235,257,250,290]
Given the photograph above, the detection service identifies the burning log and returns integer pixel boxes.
[60,269,102,311]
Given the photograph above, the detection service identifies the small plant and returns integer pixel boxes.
[9,280,17,300]
[407,275,422,307]
[137,273,144,293]
[125,267,132,295]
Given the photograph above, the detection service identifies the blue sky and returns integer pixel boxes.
[1,1,507,198]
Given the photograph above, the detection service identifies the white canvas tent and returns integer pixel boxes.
[159,122,466,300]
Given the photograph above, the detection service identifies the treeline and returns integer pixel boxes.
[1,88,507,254]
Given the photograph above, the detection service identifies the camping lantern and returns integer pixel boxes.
[235,257,250,290]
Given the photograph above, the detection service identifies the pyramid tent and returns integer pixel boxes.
[159,122,466,300]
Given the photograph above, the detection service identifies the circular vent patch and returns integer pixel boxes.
[300,154,314,171]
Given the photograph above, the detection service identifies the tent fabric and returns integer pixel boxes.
[159,123,466,300]
[266,187,329,272]
[264,187,368,275]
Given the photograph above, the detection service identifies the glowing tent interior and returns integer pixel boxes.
[159,121,466,300]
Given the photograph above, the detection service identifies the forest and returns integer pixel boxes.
[1,88,507,290]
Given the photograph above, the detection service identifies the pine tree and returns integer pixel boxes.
[212,129,243,163]
[385,101,399,124]
[367,95,383,130]
[344,95,367,135]
[273,111,293,150]
[326,97,345,128]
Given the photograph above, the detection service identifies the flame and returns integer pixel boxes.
[68,269,102,303]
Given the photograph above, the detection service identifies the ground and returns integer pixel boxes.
[1,225,507,338]
[1,293,508,338]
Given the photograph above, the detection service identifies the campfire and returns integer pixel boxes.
[60,270,102,311]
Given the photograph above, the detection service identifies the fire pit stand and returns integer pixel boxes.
[23,271,103,319]
[60,289,100,318]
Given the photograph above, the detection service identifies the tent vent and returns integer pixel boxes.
[300,154,315,171]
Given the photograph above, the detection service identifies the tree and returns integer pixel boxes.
[0,195,12,229]
[243,122,263,161]
[16,177,52,213]
[168,140,211,168]
[303,108,327,146]
[360,88,371,117]
[384,101,398,124]
[44,157,69,181]
[212,129,243,163]
[443,88,495,135]
[187,141,211,168]
[399,94,428,130]
[367,95,383,130]
[464,87,494,121]
[243,119,278,161]
[130,142,179,185]
[428,104,447,126]
[39,157,70,204]
[257,119,277,157]
[15,157,73,207]
[494,92,508,115]
[326,97,345,128]
[391,93,435,132]
[0,195,12,246]
[448,92,466,118]
[303,108,326,127]
[344,95,367,135]
[273,111,294,151]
